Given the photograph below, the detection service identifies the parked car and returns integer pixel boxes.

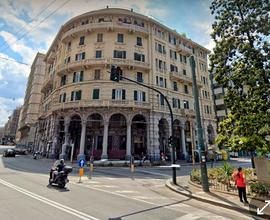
[3,149,16,157]
[14,148,28,155]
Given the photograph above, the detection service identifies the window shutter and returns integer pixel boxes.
[112,89,115,99]
[59,95,61,103]
[134,91,138,101]
[63,93,66,102]
[114,50,117,58]
[122,89,126,100]
[71,91,74,101]
[142,54,145,62]
[73,72,76,82]
[142,92,146,102]
[80,71,84,81]
[123,51,126,59]
[82,52,85,59]
[76,90,81,100]
[177,99,180,109]
[156,76,158,85]
[164,79,167,88]
[75,54,78,61]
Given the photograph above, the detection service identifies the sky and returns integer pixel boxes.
[0,0,214,127]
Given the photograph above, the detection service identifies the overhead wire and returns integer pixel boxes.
[0,56,30,66]
[0,0,57,51]
[0,0,71,53]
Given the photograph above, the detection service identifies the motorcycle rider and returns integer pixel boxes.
[51,159,65,181]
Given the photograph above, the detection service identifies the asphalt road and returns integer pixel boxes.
[0,145,254,220]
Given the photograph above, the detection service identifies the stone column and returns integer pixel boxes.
[101,119,109,159]
[126,120,132,160]
[180,122,187,159]
[49,117,59,159]
[60,117,70,159]
[149,113,160,160]
[77,118,87,160]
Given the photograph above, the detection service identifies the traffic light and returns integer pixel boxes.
[110,66,122,82]
[168,136,173,146]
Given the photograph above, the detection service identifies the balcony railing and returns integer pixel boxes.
[176,44,193,56]
[52,99,151,111]
[62,21,149,41]
[56,58,150,75]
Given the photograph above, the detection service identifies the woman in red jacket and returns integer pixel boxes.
[233,167,249,204]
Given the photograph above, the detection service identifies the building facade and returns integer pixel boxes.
[17,53,46,148]
[3,107,21,143]
[37,8,216,161]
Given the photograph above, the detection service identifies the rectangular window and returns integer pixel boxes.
[179,54,182,62]
[184,85,189,94]
[96,50,102,58]
[64,56,71,64]
[114,50,126,59]
[75,52,85,61]
[160,95,165,106]
[97,33,103,42]
[183,69,186,75]
[183,56,187,64]
[136,37,142,46]
[173,82,178,91]
[177,99,181,109]
[73,71,83,83]
[172,98,176,108]
[134,90,146,102]
[117,33,124,43]
[112,89,126,100]
[170,50,172,59]
[94,69,100,80]
[134,53,145,62]
[159,77,164,87]
[174,51,177,60]
[60,75,67,86]
[71,90,82,101]
[67,42,71,50]
[59,93,66,103]
[137,72,143,83]
[92,89,100,99]
[158,44,163,53]
[183,100,189,109]
[79,36,85,45]
[156,76,159,85]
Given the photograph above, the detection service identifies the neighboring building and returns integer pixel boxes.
[0,127,4,144]
[37,8,216,160]
[17,53,46,148]
[209,72,228,124]
[3,107,21,143]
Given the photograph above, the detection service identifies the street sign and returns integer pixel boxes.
[78,159,85,168]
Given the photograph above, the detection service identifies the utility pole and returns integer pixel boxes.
[109,66,177,184]
[190,56,209,192]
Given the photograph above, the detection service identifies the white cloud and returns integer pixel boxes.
[0,96,23,127]
[0,53,30,77]
[205,39,215,53]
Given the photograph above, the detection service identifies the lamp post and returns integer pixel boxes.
[190,56,209,192]
[109,66,177,184]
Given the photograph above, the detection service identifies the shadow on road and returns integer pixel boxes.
[46,184,70,192]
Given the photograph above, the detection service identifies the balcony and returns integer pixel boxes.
[61,22,149,42]
[170,71,203,87]
[41,74,53,93]
[52,99,151,111]
[57,58,150,75]
[176,44,193,56]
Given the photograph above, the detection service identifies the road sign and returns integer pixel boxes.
[78,159,85,168]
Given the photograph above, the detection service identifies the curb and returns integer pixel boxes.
[165,179,269,218]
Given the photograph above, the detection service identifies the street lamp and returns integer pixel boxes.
[190,56,209,192]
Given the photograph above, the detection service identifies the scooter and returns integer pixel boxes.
[49,165,72,188]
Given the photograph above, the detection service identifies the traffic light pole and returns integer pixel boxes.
[119,76,177,184]
[190,56,209,192]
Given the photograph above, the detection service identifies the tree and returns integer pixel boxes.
[210,0,270,162]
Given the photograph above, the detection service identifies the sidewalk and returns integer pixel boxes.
[166,176,270,219]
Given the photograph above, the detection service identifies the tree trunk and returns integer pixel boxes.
[251,151,255,169]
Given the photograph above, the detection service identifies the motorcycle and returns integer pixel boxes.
[49,162,72,188]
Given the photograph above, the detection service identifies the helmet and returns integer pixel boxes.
[60,159,65,164]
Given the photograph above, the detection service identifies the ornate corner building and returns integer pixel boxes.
[36,8,216,161]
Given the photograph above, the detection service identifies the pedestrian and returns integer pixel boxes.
[232,167,249,204]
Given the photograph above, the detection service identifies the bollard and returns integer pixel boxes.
[79,168,84,183]
[89,163,94,179]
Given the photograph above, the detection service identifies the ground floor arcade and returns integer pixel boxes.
[35,108,216,161]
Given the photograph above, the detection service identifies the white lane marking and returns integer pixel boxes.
[115,190,137,194]
[137,169,171,177]
[0,178,99,220]
[174,213,200,220]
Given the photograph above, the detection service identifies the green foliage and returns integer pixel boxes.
[190,169,201,184]
[210,0,270,155]
[250,182,270,195]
